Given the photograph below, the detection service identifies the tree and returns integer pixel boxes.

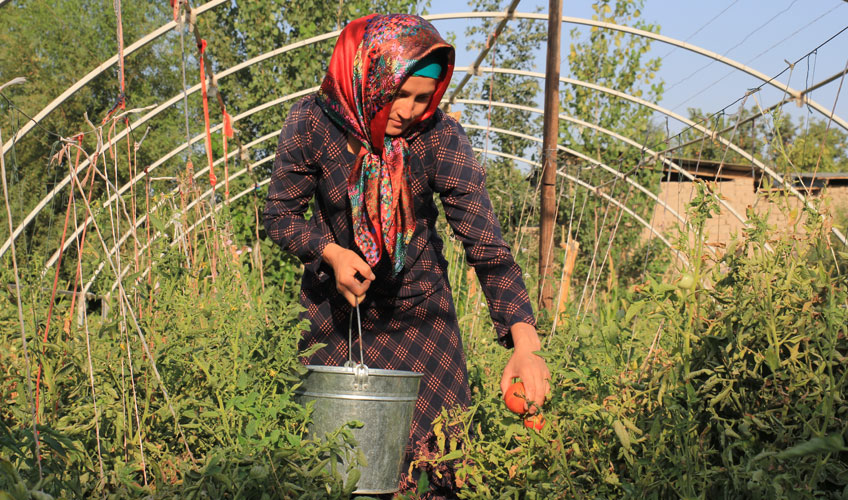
[457,0,547,242]
[558,0,665,288]
[0,1,181,257]
[562,0,663,162]
[779,117,848,173]
[0,0,427,267]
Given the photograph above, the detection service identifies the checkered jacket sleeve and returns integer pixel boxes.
[433,115,536,345]
[263,99,330,274]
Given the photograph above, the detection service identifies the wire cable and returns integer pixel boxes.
[671,2,843,112]
[664,0,799,96]
[658,0,739,60]
[659,22,848,151]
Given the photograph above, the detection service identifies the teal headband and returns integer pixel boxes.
[411,52,444,79]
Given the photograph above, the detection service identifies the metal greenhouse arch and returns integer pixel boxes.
[5,11,846,258]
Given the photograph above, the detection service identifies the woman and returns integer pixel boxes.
[264,13,549,496]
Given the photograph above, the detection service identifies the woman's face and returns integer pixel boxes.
[386,76,437,136]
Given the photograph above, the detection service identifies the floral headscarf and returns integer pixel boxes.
[316,14,455,274]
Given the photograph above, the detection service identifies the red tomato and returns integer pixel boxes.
[503,381,527,414]
[524,414,546,431]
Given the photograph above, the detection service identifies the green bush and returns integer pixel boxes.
[1,213,361,498]
[415,189,848,499]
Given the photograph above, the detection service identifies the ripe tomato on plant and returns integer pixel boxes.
[524,414,546,431]
[503,381,527,414]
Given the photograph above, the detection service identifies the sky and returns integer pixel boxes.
[425,0,848,135]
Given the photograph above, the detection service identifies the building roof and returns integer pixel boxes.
[660,158,848,187]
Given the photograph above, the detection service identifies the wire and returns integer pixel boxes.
[660,22,848,149]
[658,0,739,60]
[746,5,838,64]
[0,92,67,142]
[670,2,842,112]
[664,0,798,96]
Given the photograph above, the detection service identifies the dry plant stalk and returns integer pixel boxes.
[68,160,196,466]
[1,128,43,479]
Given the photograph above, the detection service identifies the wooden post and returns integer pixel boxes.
[538,0,563,313]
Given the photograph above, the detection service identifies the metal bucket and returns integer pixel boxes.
[296,364,422,494]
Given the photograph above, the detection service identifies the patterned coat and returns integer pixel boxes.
[264,94,535,480]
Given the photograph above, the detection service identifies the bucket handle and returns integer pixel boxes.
[344,303,368,389]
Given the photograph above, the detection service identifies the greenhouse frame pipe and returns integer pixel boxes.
[43,87,318,271]
[471,146,686,265]
[428,12,848,132]
[461,100,754,234]
[44,124,284,272]
[47,89,699,277]
[36,74,797,274]
[0,0,228,159]
[457,98,737,227]
[73,112,685,292]
[105,174,276,296]
[467,125,693,238]
[7,9,841,165]
[172,146,683,268]
[460,100,771,252]
[86,155,274,298]
[664,67,848,157]
[8,12,846,258]
[105,141,686,296]
[0,23,339,259]
[181,140,686,259]
[460,66,848,246]
[87,105,694,295]
[465,125,697,262]
[1,68,774,263]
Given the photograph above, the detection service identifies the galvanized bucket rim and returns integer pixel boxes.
[304,364,423,378]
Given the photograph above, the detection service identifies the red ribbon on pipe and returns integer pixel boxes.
[222,109,233,200]
[197,38,216,188]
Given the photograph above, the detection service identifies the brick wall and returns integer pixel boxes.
[646,178,848,249]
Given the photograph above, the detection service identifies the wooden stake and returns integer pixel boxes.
[555,235,580,322]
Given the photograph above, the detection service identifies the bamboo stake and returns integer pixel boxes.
[121,306,148,485]
[178,167,195,269]
[120,359,129,462]
[141,140,154,318]
[103,127,149,486]
[576,172,620,319]
[1,128,43,479]
[35,141,81,417]
[127,124,141,315]
[67,148,99,332]
[586,183,632,311]
[68,161,196,465]
[78,253,105,482]
[252,199,266,293]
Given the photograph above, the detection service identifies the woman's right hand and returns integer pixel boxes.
[321,243,375,306]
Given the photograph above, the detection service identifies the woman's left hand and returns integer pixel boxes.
[500,322,551,413]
